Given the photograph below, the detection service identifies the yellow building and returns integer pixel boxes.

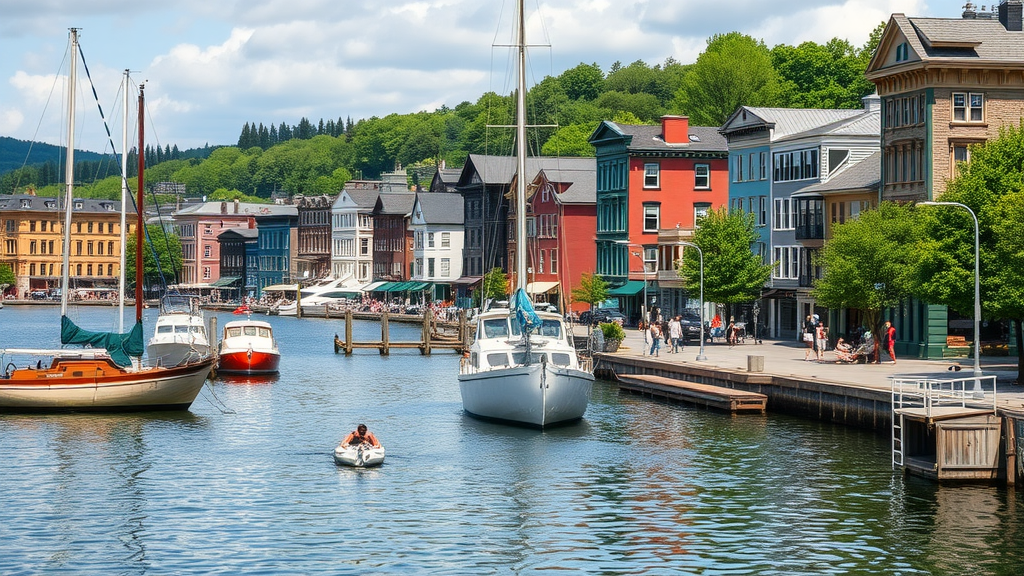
[0,195,136,298]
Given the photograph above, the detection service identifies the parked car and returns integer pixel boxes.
[579,308,626,326]
[677,312,707,343]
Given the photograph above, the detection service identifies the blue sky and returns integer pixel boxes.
[0,0,968,153]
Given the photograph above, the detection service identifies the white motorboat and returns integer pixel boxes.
[217,318,281,374]
[333,443,386,467]
[147,295,210,366]
[277,277,362,316]
[457,1,593,428]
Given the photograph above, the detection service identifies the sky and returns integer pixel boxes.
[0,0,971,154]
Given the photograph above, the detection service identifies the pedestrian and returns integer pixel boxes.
[668,315,682,353]
[803,314,815,360]
[884,320,897,364]
[726,316,737,347]
[649,321,662,357]
[816,323,828,361]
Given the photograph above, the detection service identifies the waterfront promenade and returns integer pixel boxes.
[589,325,1024,414]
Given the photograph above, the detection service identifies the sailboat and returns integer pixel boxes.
[0,29,215,411]
[457,2,594,428]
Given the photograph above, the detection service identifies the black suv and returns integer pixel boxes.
[677,313,706,342]
[579,309,626,326]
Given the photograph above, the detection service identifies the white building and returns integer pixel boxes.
[410,192,464,301]
[330,187,379,283]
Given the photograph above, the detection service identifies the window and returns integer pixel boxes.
[952,92,984,122]
[440,258,450,277]
[951,143,973,177]
[428,258,435,277]
[773,149,819,182]
[734,155,744,182]
[773,246,801,279]
[895,42,909,62]
[760,152,767,180]
[758,196,768,227]
[550,249,557,274]
[643,163,660,188]
[694,203,711,228]
[643,204,660,232]
[204,245,211,258]
[428,232,435,248]
[441,232,450,248]
[97,242,104,255]
[538,250,545,274]
[360,238,369,255]
[108,263,114,276]
[87,222,93,234]
[773,198,793,230]
[694,164,710,189]
[204,224,213,235]
[29,240,36,255]
[203,267,211,280]
[87,264,93,276]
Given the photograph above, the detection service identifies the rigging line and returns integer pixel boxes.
[10,48,70,195]
[136,88,180,285]
[77,43,123,182]
[124,181,172,291]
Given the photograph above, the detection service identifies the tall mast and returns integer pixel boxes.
[135,83,145,323]
[60,29,78,317]
[119,70,129,332]
[514,0,527,292]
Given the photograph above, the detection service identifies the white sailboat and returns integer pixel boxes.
[0,30,214,411]
[457,2,594,428]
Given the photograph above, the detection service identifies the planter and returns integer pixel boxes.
[603,338,622,353]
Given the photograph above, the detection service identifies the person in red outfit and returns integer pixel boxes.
[883,321,897,364]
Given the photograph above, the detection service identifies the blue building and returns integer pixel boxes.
[254,206,298,297]
[720,96,880,340]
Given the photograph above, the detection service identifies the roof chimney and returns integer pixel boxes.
[1000,0,1023,30]
[234,198,240,214]
[661,115,690,144]
[220,201,227,214]
[862,93,881,112]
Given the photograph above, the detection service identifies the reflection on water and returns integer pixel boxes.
[1,307,1023,573]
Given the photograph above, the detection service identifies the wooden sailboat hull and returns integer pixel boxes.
[458,363,594,427]
[0,357,215,411]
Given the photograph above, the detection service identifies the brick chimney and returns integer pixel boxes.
[1000,0,1023,31]
[661,115,690,145]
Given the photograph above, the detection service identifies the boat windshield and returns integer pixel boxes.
[243,326,258,336]
[226,327,242,338]
[258,327,272,338]
[481,319,509,339]
[510,319,562,338]
[157,326,173,334]
[174,325,190,333]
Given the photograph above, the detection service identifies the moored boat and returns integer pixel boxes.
[217,319,280,374]
[147,295,210,366]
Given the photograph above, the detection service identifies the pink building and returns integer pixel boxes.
[173,200,260,285]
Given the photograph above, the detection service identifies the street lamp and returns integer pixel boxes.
[918,201,983,381]
[615,240,651,356]
[676,241,707,361]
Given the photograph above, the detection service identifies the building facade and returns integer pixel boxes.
[216,227,258,299]
[295,195,332,281]
[331,186,379,284]
[0,195,135,297]
[371,193,415,281]
[172,200,259,285]
[410,192,464,301]
[254,207,298,296]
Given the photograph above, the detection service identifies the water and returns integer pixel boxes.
[1,305,1023,574]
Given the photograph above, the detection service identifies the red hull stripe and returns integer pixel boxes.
[218,351,280,374]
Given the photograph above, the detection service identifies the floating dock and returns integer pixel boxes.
[617,374,767,414]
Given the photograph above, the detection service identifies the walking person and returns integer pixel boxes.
[816,323,828,362]
[649,321,662,357]
[668,315,682,353]
[726,316,737,347]
[803,315,815,360]
[883,320,897,364]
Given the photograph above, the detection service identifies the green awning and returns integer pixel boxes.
[405,282,430,291]
[373,282,398,292]
[607,280,647,296]
[210,276,241,287]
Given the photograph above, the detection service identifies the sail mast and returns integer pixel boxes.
[119,70,129,332]
[514,0,528,292]
[135,83,145,323]
[60,29,78,317]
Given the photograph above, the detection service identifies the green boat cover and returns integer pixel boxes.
[60,315,144,367]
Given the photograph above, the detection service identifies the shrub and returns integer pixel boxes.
[600,322,625,341]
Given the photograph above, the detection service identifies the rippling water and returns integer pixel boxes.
[1,305,1022,574]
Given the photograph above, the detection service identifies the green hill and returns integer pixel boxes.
[0,136,109,174]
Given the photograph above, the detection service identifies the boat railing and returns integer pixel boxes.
[890,374,998,417]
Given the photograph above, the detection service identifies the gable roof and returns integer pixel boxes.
[867,12,1024,78]
[603,124,728,153]
[413,192,464,225]
[457,154,595,187]
[335,189,380,211]
[173,201,291,218]
[721,107,865,141]
[372,192,416,216]
[535,166,597,205]
[217,227,259,240]
[800,152,881,194]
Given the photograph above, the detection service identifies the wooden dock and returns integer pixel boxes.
[617,374,767,414]
[333,309,470,356]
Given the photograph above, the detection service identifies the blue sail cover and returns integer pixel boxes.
[510,288,541,332]
[60,315,144,367]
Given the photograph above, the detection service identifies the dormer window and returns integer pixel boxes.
[20,199,30,208]
[895,42,909,62]
[74,201,83,210]
[101,203,114,211]
[45,201,56,209]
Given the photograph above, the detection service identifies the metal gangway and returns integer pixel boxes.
[890,373,998,469]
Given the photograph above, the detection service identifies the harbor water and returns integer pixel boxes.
[1,305,1023,574]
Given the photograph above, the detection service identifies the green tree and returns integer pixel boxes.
[813,202,921,358]
[678,207,772,309]
[540,122,599,156]
[557,62,605,101]
[125,225,183,288]
[594,91,664,123]
[571,273,610,334]
[0,262,15,287]
[671,32,783,126]
[771,38,876,109]
[915,121,1024,378]
[481,267,509,301]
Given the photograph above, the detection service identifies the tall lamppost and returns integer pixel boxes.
[918,201,983,380]
[615,240,651,355]
[676,240,707,361]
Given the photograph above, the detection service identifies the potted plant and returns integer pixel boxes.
[600,322,625,352]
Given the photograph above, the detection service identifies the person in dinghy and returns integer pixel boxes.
[340,424,381,449]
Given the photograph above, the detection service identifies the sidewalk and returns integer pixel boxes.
[584,325,1024,410]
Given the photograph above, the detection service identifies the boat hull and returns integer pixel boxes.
[147,342,210,367]
[333,444,386,467]
[218,350,280,375]
[458,363,594,427]
[0,358,215,412]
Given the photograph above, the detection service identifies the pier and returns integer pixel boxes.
[617,373,767,413]
[332,308,470,355]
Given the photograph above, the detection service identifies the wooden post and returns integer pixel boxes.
[422,308,432,355]
[209,316,218,365]
[381,311,390,355]
[1007,417,1018,487]
[345,309,353,355]
[459,309,468,353]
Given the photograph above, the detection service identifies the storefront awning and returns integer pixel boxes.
[362,281,388,291]
[210,276,241,287]
[262,283,299,292]
[405,282,431,291]
[453,276,482,286]
[526,281,559,294]
[607,280,647,296]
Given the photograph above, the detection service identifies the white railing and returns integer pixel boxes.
[890,374,998,418]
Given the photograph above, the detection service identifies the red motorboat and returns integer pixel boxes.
[217,319,280,375]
